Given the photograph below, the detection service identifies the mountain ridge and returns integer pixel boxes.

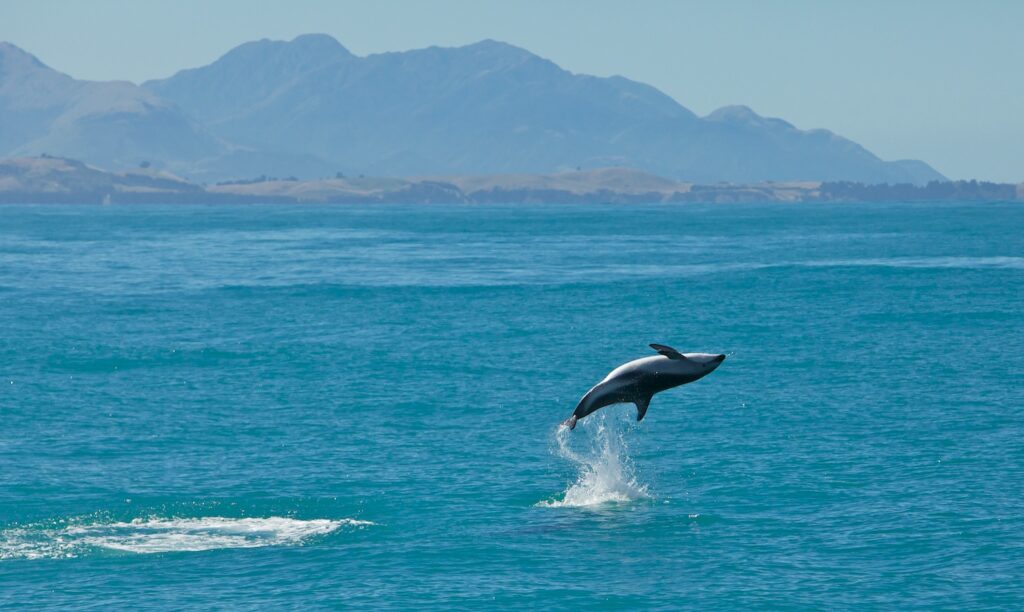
[0,42,226,169]
[1,35,946,184]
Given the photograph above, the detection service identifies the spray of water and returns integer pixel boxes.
[0,516,373,560]
[539,411,650,508]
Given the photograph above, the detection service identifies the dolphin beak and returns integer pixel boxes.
[714,354,726,364]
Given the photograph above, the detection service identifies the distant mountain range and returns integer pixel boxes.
[1,35,946,184]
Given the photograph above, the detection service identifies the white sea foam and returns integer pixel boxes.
[539,414,649,508]
[0,516,372,560]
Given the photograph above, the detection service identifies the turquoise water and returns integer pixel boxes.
[1,202,1022,608]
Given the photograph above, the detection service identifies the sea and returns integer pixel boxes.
[1,201,1021,609]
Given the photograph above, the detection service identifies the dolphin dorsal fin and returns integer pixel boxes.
[650,343,687,360]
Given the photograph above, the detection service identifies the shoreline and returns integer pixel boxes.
[2,156,1021,206]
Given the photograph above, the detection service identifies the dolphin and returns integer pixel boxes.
[562,344,725,430]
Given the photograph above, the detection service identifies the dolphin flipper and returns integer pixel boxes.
[635,395,652,422]
[649,343,687,360]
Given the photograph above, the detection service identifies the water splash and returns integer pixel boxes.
[539,412,650,508]
[0,516,373,560]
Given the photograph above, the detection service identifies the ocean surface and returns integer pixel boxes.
[1,201,1022,609]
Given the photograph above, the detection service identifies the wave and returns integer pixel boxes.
[539,413,650,508]
[615,256,1024,277]
[792,256,1024,270]
[0,516,373,560]
[205,256,1024,292]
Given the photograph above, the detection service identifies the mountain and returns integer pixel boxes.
[144,33,355,126]
[698,105,940,184]
[144,37,701,179]
[143,35,944,184]
[0,42,224,173]
[0,36,946,184]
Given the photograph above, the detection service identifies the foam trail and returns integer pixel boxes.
[0,516,373,560]
[540,412,649,508]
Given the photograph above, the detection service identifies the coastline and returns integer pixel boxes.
[2,156,1020,205]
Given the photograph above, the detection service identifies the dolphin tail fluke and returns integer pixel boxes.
[561,415,578,430]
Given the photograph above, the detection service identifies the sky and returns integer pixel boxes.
[2,0,1021,181]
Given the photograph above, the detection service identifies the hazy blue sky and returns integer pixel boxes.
[2,0,1021,181]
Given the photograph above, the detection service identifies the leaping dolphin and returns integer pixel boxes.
[562,344,725,430]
